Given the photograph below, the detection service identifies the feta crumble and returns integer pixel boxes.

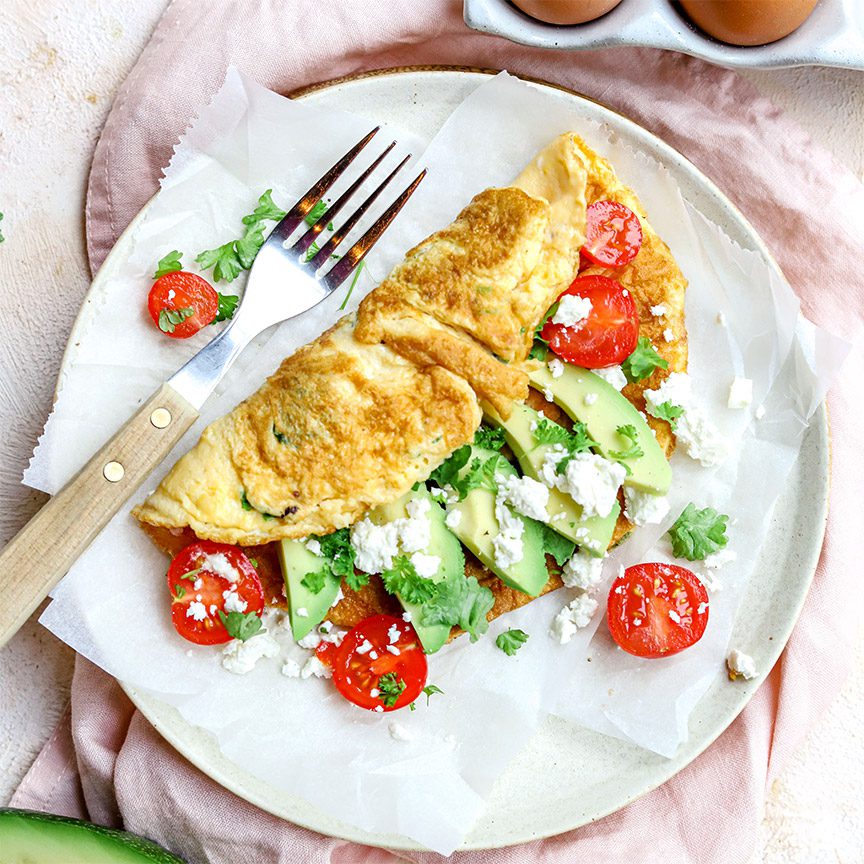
[297,631,321,650]
[561,550,604,590]
[388,721,414,742]
[410,552,441,579]
[650,303,667,317]
[444,508,462,530]
[222,588,248,614]
[386,645,401,656]
[492,490,525,570]
[623,487,670,527]
[727,377,753,410]
[350,497,433,573]
[551,294,592,329]
[663,328,675,343]
[591,365,627,391]
[296,607,309,618]
[703,548,737,570]
[281,658,301,678]
[550,594,599,644]
[548,357,565,378]
[301,656,332,679]
[727,649,757,681]
[554,452,626,519]
[584,392,598,406]
[186,601,208,621]
[356,639,373,655]
[221,631,280,675]
[498,474,550,522]
[387,624,401,644]
[305,538,322,556]
[543,387,555,403]
[200,552,238,582]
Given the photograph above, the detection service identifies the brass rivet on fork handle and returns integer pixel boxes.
[102,461,125,482]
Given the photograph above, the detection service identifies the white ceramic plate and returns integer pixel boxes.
[464,0,864,70]
[62,68,829,851]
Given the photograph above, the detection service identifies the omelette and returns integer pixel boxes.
[134,132,688,630]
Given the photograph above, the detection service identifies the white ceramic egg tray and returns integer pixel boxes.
[464,0,864,70]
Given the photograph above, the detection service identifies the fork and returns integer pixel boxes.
[0,129,425,647]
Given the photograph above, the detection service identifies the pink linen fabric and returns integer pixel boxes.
[14,0,864,862]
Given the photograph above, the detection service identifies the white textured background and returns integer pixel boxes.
[0,2,862,860]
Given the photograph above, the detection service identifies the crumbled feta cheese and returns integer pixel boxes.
[703,548,737,570]
[186,601,208,621]
[592,365,627,391]
[492,489,525,569]
[193,578,203,590]
[543,387,555,403]
[402,497,433,553]
[330,588,344,608]
[318,620,332,634]
[551,294,592,329]
[356,639,373,655]
[296,607,309,618]
[623,487,670,527]
[301,656,332,679]
[410,552,441,579]
[650,303,667,317]
[727,649,757,681]
[221,631,279,675]
[209,604,218,615]
[497,474,550,522]
[727,377,753,410]
[548,357,565,379]
[369,650,378,660]
[755,405,766,420]
[402,611,412,623]
[644,372,728,467]
[663,328,675,343]
[550,594,599,644]
[387,624,401,644]
[386,645,401,656]
[555,452,626,519]
[297,631,321,650]
[717,311,727,327]
[374,705,384,713]
[350,497,433,573]
[699,570,723,593]
[561,550,604,590]
[167,289,176,302]
[200,552,238,582]
[281,658,301,678]
[539,444,568,487]
[444,508,462,530]
[222,588,248,614]
[321,627,344,647]
[305,538,322,556]
[388,721,414,742]
[697,601,709,614]
[583,392,598,406]
[370,688,379,698]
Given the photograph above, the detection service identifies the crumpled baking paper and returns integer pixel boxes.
[25,70,846,853]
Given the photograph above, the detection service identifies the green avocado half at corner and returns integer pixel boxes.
[0,808,186,864]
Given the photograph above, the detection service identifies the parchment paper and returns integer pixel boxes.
[25,70,845,853]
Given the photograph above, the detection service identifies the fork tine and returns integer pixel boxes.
[271,127,379,241]
[308,153,412,271]
[320,168,427,292]
[292,141,397,258]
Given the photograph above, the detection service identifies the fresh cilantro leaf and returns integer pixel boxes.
[496,628,529,656]
[345,570,370,591]
[429,445,471,489]
[214,292,240,323]
[304,199,328,226]
[533,417,573,446]
[338,260,365,311]
[534,301,558,345]
[377,672,406,708]
[218,610,263,642]
[235,221,266,269]
[196,242,243,283]
[533,418,598,473]
[648,400,684,431]
[173,583,185,599]
[242,189,287,225]
[540,523,576,567]
[157,306,194,334]
[315,528,356,580]
[301,570,327,594]
[409,701,416,711]
[453,454,508,500]
[153,250,183,279]
[249,558,259,568]
[272,424,289,445]
[422,576,494,642]
[380,556,438,605]
[473,425,506,451]
[305,240,321,263]
[621,337,668,383]
[609,424,644,461]
[240,490,252,511]
[667,503,729,561]
[422,684,444,705]
[528,341,548,361]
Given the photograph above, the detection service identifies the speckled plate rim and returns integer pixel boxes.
[60,67,829,852]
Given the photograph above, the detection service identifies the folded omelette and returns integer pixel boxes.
[134,132,688,612]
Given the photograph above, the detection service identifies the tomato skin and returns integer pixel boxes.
[332,615,428,712]
[540,274,639,368]
[167,541,265,645]
[582,200,643,268]
[607,563,709,659]
[148,271,219,339]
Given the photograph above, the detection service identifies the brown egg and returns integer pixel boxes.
[678,0,820,47]
[510,0,624,26]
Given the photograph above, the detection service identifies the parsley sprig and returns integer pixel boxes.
[609,424,644,461]
[496,629,529,656]
[158,306,194,334]
[377,672,407,708]
[429,448,509,501]
[381,556,438,604]
[621,337,668,383]
[667,503,729,561]
[307,528,365,591]
[533,417,598,473]
[473,425,506,451]
[153,250,183,279]
[540,523,576,567]
[219,610,263,642]
[300,570,327,594]
[422,684,444,705]
[648,400,684,431]
[421,576,494,642]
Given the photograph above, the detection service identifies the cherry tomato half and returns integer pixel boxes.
[607,563,709,659]
[333,614,428,712]
[167,541,265,645]
[582,200,643,268]
[540,274,639,368]
[148,271,219,339]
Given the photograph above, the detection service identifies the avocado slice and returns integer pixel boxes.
[528,363,672,495]
[483,403,619,557]
[369,488,464,653]
[0,808,186,864]
[278,538,341,640]
[446,446,548,596]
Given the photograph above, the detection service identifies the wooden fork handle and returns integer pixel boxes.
[0,383,198,648]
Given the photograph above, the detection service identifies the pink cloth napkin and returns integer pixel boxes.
[15,0,864,861]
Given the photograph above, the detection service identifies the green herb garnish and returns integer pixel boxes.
[608,424,644,461]
[157,306,194,334]
[153,250,183,279]
[377,672,406,708]
[621,337,668,383]
[421,576,494,642]
[667,503,729,561]
[240,490,252,511]
[304,199,328,226]
[301,570,327,594]
[540,524,576,566]
[173,583,186,599]
[422,684,444,705]
[648,400,684,431]
[214,292,240,323]
[380,556,438,604]
[218,610,263,641]
[338,260,365,311]
[496,628,529,656]
[473,425,506,451]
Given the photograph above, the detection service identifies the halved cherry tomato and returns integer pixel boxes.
[607,563,709,658]
[147,271,218,339]
[540,274,638,368]
[582,200,643,268]
[332,614,428,712]
[167,541,265,645]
